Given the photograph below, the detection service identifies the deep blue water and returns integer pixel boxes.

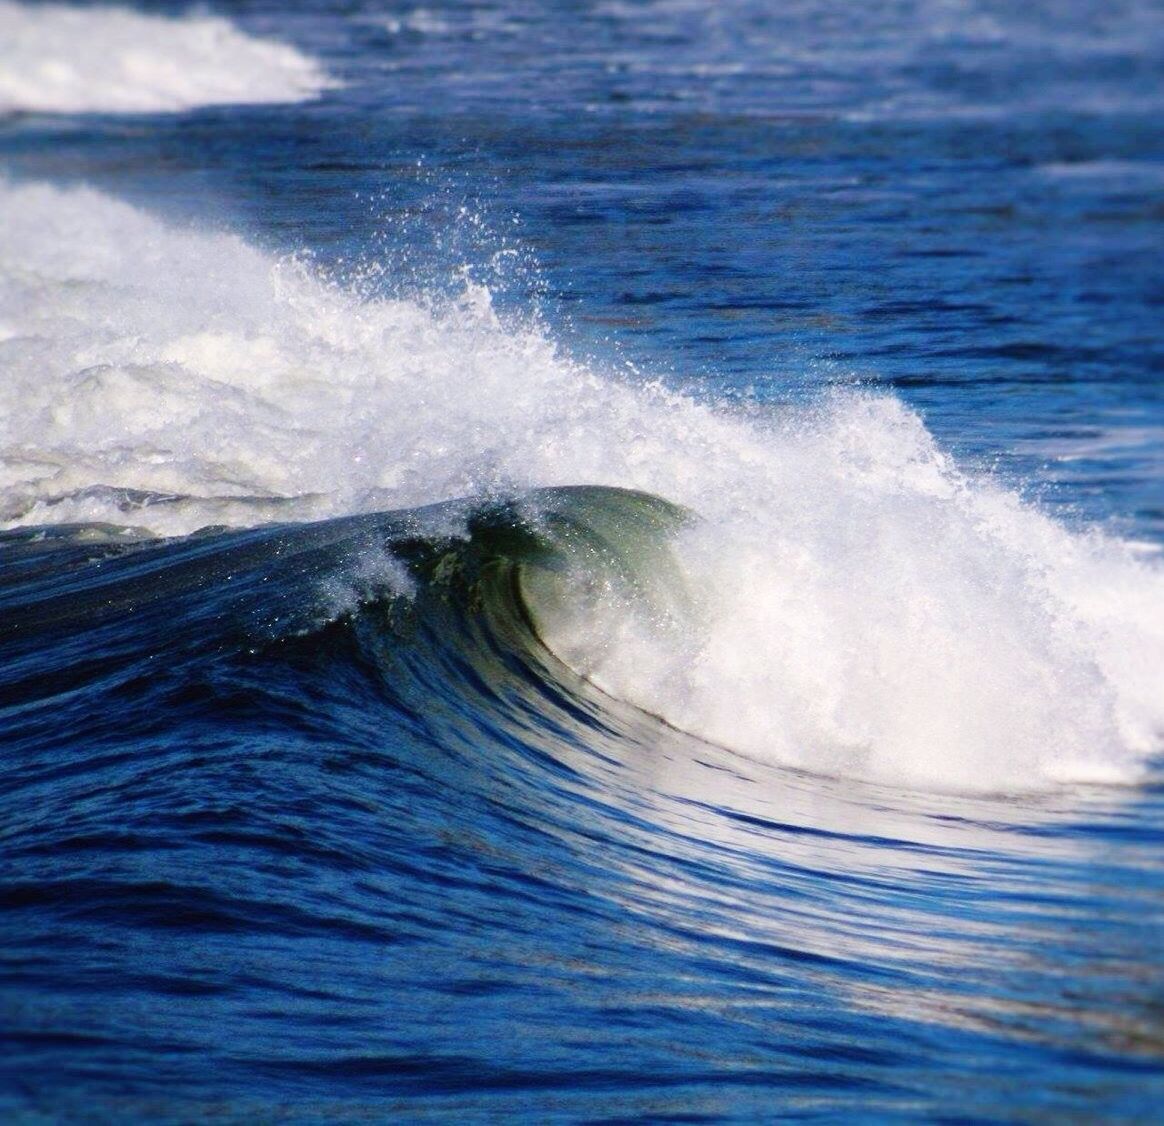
[2,1,1163,1120]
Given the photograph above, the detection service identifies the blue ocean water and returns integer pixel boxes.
[1,1,1163,1120]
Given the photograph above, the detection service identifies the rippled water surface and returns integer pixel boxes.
[2,1,1163,1120]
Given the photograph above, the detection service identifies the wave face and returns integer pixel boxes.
[0,2,334,114]
[1,178,1161,794]
[3,483,1163,1119]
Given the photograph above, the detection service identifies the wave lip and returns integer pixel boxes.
[1,178,1161,796]
[0,1,336,115]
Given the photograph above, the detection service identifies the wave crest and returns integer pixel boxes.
[1,180,1161,794]
[0,2,335,114]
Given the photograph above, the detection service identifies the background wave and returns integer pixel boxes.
[0,1,335,115]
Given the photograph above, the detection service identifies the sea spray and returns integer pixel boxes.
[537,397,1164,791]
[1,178,1161,792]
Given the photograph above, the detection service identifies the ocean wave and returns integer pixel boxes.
[0,2,335,115]
[11,481,1150,1119]
[1,179,1161,793]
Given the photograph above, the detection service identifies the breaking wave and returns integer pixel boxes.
[1,178,1162,793]
[0,1,335,115]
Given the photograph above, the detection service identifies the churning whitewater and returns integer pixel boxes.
[0,1,334,114]
[2,178,1161,793]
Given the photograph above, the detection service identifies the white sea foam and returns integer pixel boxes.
[1,179,1161,793]
[0,2,334,115]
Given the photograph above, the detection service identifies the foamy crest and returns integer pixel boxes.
[1,179,1160,792]
[0,2,334,114]
[539,398,1164,792]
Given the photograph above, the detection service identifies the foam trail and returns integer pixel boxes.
[0,2,335,114]
[1,179,1161,793]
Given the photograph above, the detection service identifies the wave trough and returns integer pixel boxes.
[1,178,1161,794]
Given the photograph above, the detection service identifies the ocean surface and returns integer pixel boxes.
[2,1,1163,1120]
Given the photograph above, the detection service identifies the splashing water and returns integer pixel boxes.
[1,177,1161,794]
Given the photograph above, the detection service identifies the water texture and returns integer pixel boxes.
[1,1,1162,1120]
